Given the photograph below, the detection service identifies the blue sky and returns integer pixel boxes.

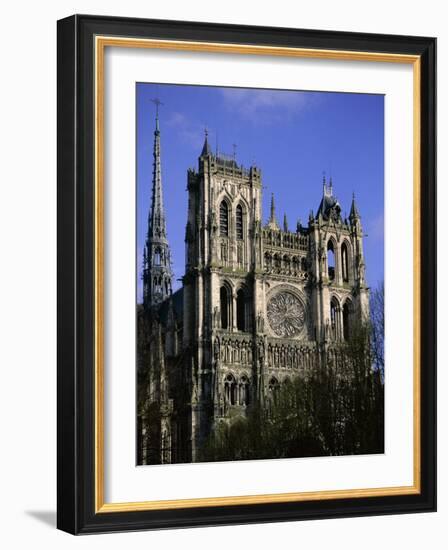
[136,83,384,301]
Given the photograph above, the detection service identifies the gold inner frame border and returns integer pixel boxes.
[94,35,421,513]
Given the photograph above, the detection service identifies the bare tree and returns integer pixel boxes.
[370,281,384,378]
[200,320,384,463]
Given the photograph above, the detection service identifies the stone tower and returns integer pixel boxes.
[181,137,370,461]
[183,132,263,460]
[143,104,173,310]
[308,178,369,344]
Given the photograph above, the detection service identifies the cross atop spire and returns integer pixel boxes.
[149,109,166,238]
[150,97,163,131]
[201,127,212,157]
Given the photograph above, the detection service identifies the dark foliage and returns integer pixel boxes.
[200,320,384,462]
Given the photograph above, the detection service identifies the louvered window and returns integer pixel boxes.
[236,204,243,239]
[220,201,229,236]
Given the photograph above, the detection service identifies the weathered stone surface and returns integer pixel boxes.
[138,130,370,465]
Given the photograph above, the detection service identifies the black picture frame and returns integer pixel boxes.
[57,14,436,534]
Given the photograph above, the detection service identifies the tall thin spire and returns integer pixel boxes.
[149,101,166,239]
[266,193,280,230]
[143,100,173,308]
[201,128,212,157]
[151,97,162,133]
[349,192,361,224]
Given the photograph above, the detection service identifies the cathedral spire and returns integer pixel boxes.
[349,192,361,223]
[201,128,212,157]
[149,99,166,240]
[143,100,173,309]
[266,193,280,230]
[283,213,289,232]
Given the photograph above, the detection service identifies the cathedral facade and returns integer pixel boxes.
[137,113,370,465]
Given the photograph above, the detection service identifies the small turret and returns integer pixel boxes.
[200,129,212,157]
[316,176,342,223]
[349,192,361,224]
[266,193,280,230]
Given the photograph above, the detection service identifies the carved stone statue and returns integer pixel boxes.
[257,338,265,364]
[256,312,265,332]
[213,306,220,328]
[213,337,220,361]
[210,211,217,234]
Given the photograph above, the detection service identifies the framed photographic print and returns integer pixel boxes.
[57,15,436,534]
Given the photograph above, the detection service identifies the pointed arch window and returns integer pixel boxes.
[341,242,349,282]
[153,276,160,293]
[236,286,251,332]
[154,247,161,266]
[220,201,229,237]
[220,285,231,330]
[264,252,272,270]
[343,300,352,340]
[236,289,246,331]
[330,297,340,340]
[236,204,243,239]
[239,376,250,406]
[327,240,335,281]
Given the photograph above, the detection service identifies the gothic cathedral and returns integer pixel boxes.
[138,112,370,465]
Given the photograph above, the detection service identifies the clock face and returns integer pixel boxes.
[267,291,305,338]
